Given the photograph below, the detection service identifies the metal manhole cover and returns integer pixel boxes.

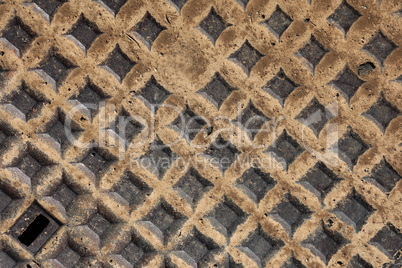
[0,0,401,267]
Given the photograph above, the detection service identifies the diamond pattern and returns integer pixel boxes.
[239,224,284,266]
[282,255,307,268]
[197,72,238,109]
[332,188,375,232]
[0,188,12,213]
[228,40,264,75]
[173,167,213,206]
[365,157,401,194]
[204,135,241,174]
[1,17,36,56]
[171,105,207,142]
[262,68,299,107]
[139,135,176,179]
[113,169,152,210]
[299,162,343,202]
[142,199,187,244]
[332,65,365,104]
[207,196,248,237]
[295,97,334,137]
[298,35,328,72]
[328,0,361,34]
[67,14,102,52]
[236,166,276,203]
[363,31,398,65]
[264,5,293,39]
[265,130,304,171]
[136,76,172,113]
[102,44,136,83]
[199,7,230,43]
[270,193,312,237]
[369,223,402,258]
[132,12,166,50]
[363,92,400,133]
[337,127,370,169]
[302,223,349,265]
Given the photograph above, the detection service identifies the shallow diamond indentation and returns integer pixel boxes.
[197,73,238,109]
[282,254,307,268]
[97,0,128,15]
[110,108,144,143]
[14,148,52,178]
[198,7,230,44]
[87,212,112,238]
[175,227,221,267]
[173,167,213,206]
[347,255,373,268]
[80,147,117,179]
[302,223,349,265]
[299,162,343,202]
[236,166,276,203]
[264,5,293,39]
[270,193,312,237]
[235,100,270,140]
[295,97,334,137]
[1,17,37,56]
[136,76,172,113]
[170,0,188,11]
[132,12,166,50]
[102,44,136,83]
[365,157,401,194]
[171,105,207,142]
[204,135,241,174]
[331,65,364,104]
[336,127,370,169]
[298,35,328,72]
[141,199,187,244]
[0,250,16,267]
[66,14,102,52]
[69,79,110,122]
[51,183,76,209]
[369,223,402,259]
[363,92,400,133]
[118,233,155,266]
[332,188,375,232]
[262,68,299,107]
[32,0,66,21]
[35,49,75,90]
[55,244,81,268]
[139,135,176,179]
[228,40,264,76]
[328,0,361,34]
[363,31,398,66]
[113,169,152,210]
[6,81,45,121]
[206,196,248,238]
[264,130,304,171]
[238,224,284,266]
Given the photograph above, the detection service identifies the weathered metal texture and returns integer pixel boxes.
[0,0,401,267]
